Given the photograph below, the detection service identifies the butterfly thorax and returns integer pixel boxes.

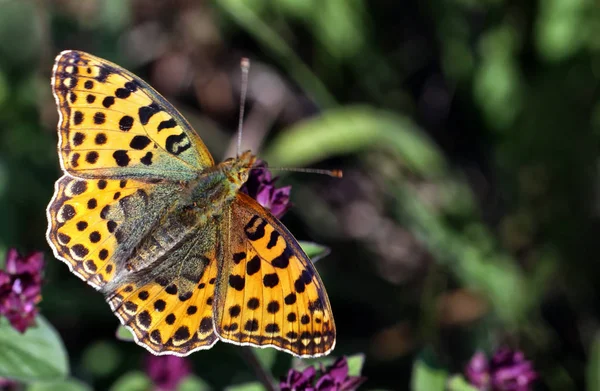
[121,151,256,274]
[189,150,256,211]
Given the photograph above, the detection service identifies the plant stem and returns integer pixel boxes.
[239,347,277,391]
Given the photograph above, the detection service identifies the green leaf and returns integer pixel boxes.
[251,347,277,371]
[447,375,479,391]
[100,0,131,33]
[115,325,135,342]
[313,1,366,60]
[178,376,212,391]
[587,332,600,391]
[0,1,43,65]
[27,378,92,391]
[346,353,365,377]
[110,371,152,391]
[217,0,336,107]
[225,381,266,391]
[0,315,69,382]
[411,349,448,391]
[82,340,121,377]
[298,241,331,264]
[263,106,446,178]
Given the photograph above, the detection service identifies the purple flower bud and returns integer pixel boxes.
[241,160,291,219]
[465,348,537,391]
[281,365,316,391]
[0,377,18,390]
[465,351,490,389]
[145,354,191,391]
[0,249,43,333]
[280,357,366,391]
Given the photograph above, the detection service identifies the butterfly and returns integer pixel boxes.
[46,50,336,357]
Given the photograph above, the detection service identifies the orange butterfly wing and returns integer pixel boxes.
[214,193,336,357]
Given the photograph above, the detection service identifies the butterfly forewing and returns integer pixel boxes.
[214,193,336,357]
[51,50,213,180]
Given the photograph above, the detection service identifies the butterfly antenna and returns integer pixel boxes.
[237,57,250,157]
[253,166,343,178]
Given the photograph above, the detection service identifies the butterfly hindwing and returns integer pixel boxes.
[106,225,219,355]
[51,50,214,180]
[47,175,173,289]
[214,193,336,357]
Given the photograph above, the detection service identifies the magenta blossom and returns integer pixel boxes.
[0,249,44,333]
[465,348,537,391]
[145,354,191,391]
[280,357,366,391]
[241,160,291,219]
[0,377,18,391]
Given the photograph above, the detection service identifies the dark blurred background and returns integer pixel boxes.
[1,0,599,389]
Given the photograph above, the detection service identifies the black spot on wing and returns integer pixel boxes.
[272,247,292,269]
[87,198,97,209]
[138,103,161,125]
[74,111,84,125]
[229,305,241,317]
[93,112,106,124]
[140,152,153,166]
[157,119,177,132]
[115,87,130,99]
[263,273,279,288]
[233,252,246,264]
[129,135,151,150]
[102,96,115,108]
[247,298,260,310]
[284,293,297,305]
[246,255,261,276]
[244,215,267,241]
[267,301,280,314]
[71,180,87,195]
[245,319,259,332]
[229,275,245,291]
[150,329,162,344]
[71,244,89,258]
[124,81,139,92]
[95,133,107,145]
[73,132,85,146]
[61,204,76,221]
[95,66,112,82]
[119,116,134,131]
[165,133,191,156]
[199,317,212,333]
[86,151,99,164]
[267,231,280,249]
[113,150,130,167]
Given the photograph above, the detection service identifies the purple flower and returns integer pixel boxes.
[465,351,491,389]
[145,354,191,391]
[0,377,18,391]
[0,249,44,333]
[280,357,366,391]
[465,348,537,391]
[241,160,291,219]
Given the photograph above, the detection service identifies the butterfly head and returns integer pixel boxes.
[222,150,256,187]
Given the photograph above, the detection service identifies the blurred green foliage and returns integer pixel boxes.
[0,0,599,389]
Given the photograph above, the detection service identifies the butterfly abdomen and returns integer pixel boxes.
[123,205,208,273]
